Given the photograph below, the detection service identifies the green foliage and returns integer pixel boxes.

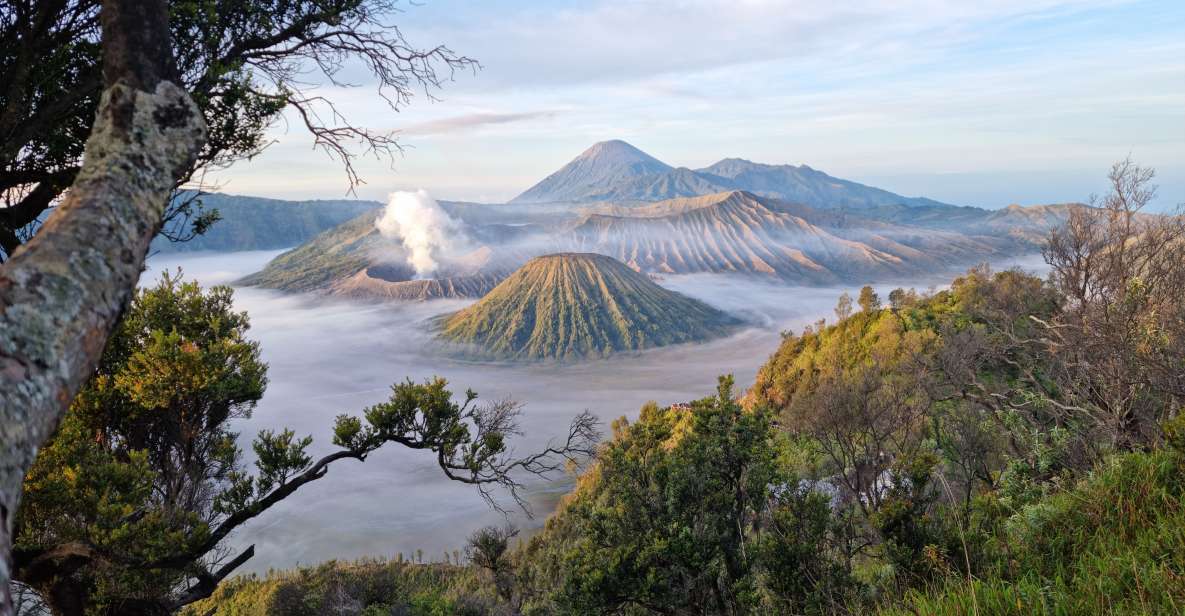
[332,379,506,467]
[183,559,512,616]
[748,297,934,413]
[746,261,1184,614]
[16,272,267,612]
[858,285,881,312]
[438,253,740,360]
[467,525,519,602]
[517,376,853,614]
[880,443,1185,615]
[755,486,857,614]
[253,429,314,493]
[870,452,944,585]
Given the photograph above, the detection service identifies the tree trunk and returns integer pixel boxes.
[0,1,205,612]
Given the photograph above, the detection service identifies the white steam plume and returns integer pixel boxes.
[375,190,467,278]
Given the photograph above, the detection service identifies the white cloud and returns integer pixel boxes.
[205,0,1184,207]
[398,110,560,136]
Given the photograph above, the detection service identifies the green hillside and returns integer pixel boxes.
[437,253,739,360]
[237,210,383,291]
[152,193,380,253]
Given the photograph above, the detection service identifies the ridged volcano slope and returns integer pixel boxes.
[436,253,739,360]
[568,191,1004,284]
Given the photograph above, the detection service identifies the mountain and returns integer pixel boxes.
[582,167,734,202]
[326,266,508,302]
[238,211,383,292]
[966,202,1086,243]
[509,141,961,214]
[238,211,523,300]
[696,158,953,210]
[436,253,739,360]
[568,191,1006,284]
[511,140,673,203]
[151,192,381,252]
[240,190,1039,300]
[848,201,1085,237]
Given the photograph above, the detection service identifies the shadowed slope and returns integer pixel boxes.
[238,210,382,292]
[437,253,739,360]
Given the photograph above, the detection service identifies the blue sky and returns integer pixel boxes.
[208,0,1185,210]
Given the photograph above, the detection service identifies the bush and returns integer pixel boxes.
[184,559,511,616]
[881,444,1185,615]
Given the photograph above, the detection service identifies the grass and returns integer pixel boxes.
[183,558,510,616]
[879,446,1185,616]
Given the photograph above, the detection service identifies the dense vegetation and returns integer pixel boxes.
[183,559,511,616]
[502,163,1184,610]
[12,276,596,615]
[437,253,740,360]
[13,162,1184,615]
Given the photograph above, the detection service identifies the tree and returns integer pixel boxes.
[0,1,474,607]
[931,161,1185,466]
[13,274,600,615]
[0,2,206,610]
[1042,159,1185,450]
[466,525,519,604]
[777,311,935,519]
[519,377,778,615]
[834,292,853,321]
[858,285,880,312]
[0,0,476,260]
[14,273,263,614]
[755,485,855,614]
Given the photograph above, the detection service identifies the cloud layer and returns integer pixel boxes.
[207,0,1185,209]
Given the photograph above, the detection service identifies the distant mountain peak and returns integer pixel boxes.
[579,139,655,160]
[511,140,672,204]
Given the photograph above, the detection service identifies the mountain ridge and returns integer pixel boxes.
[568,190,1008,283]
[511,140,959,213]
[239,190,1077,299]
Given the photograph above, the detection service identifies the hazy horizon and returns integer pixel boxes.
[199,0,1184,211]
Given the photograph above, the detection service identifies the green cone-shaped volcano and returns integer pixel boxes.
[437,253,739,360]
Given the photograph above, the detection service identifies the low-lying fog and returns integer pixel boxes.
[143,249,1048,572]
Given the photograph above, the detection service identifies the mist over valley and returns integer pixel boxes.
[128,139,1068,574]
[5,3,1182,613]
[143,244,1048,572]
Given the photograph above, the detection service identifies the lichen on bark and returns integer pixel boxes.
[0,75,206,616]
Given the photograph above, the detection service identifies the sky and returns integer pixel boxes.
[207,0,1185,210]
